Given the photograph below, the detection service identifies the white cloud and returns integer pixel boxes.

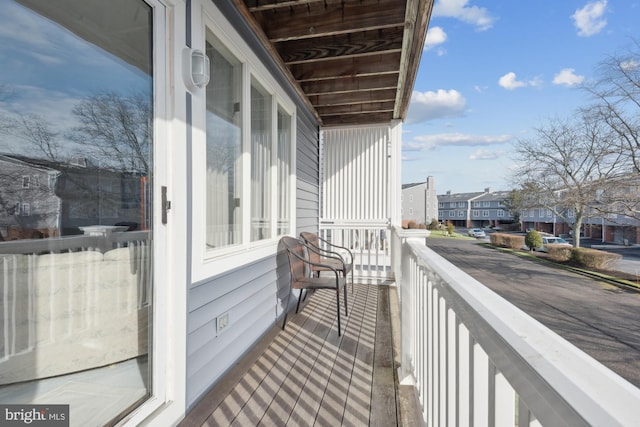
[433,0,496,31]
[469,149,504,160]
[572,1,608,37]
[621,59,640,72]
[404,133,512,151]
[498,72,542,90]
[425,26,447,51]
[553,68,585,86]
[405,89,467,124]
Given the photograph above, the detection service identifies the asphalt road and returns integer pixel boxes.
[425,237,640,389]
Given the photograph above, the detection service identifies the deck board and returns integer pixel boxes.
[181,283,403,426]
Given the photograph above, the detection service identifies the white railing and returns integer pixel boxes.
[394,228,640,426]
[0,230,151,384]
[319,220,391,280]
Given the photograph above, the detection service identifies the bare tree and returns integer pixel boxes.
[583,39,640,169]
[511,113,627,248]
[581,39,640,220]
[70,91,152,174]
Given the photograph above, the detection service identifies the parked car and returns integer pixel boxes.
[467,228,486,238]
[533,236,572,252]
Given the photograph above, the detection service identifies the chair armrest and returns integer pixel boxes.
[315,236,354,265]
[286,246,341,278]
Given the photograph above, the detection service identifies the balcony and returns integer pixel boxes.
[181,226,640,426]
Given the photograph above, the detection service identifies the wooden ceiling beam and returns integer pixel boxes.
[315,101,396,115]
[277,27,404,63]
[301,74,399,96]
[310,88,397,106]
[289,52,402,80]
[322,111,395,126]
[254,0,407,42]
[247,0,326,13]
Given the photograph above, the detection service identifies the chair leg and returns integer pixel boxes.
[296,289,304,313]
[282,289,291,330]
[343,282,348,317]
[336,289,341,336]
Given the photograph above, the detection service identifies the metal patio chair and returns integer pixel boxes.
[280,236,347,336]
[300,231,354,293]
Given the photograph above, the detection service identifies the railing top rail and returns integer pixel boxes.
[320,219,390,228]
[406,240,640,427]
[0,230,149,255]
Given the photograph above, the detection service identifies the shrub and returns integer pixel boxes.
[570,247,622,270]
[490,233,525,249]
[546,244,572,261]
[407,220,417,229]
[428,219,440,230]
[447,222,455,236]
[524,230,542,251]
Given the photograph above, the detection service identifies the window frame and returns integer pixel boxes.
[191,8,297,279]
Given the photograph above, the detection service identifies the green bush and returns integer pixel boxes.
[428,219,440,230]
[490,233,525,249]
[447,222,455,236]
[570,247,622,270]
[525,230,542,251]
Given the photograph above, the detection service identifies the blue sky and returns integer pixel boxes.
[403,0,640,194]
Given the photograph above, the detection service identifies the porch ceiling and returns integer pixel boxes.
[235,0,434,126]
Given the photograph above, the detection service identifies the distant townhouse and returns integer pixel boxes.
[437,188,516,228]
[401,176,437,226]
[470,190,514,228]
[437,190,485,228]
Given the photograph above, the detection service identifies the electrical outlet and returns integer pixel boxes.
[216,312,230,335]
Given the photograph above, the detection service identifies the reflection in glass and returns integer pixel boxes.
[206,30,243,249]
[0,1,154,425]
[251,80,272,242]
[277,107,291,235]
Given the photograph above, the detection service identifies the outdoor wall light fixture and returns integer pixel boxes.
[183,48,210,91]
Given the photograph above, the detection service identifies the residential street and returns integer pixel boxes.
[424,237,640,389]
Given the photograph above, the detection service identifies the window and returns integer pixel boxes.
[409,208,413,215]
[472,210,479,217]
[458,202,465,207]
[250,79,272,242]
[205,29,294,252]
[409,195,413,202]
[473,201,481,207]
[457,210,464,217]
[277,107,291,235]
[497,210,504,217]
[483,201,490,207]
[482,210,489,217]
[439,202,444,208]
[449,211,455,217]
[22,176,30,188]
[206,30,243,248]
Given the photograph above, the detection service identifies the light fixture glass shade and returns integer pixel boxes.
[183,48,210,90]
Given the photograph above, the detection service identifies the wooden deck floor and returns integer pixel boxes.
[180,283,418,426]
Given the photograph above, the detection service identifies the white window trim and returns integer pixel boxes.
[190,2,297,281]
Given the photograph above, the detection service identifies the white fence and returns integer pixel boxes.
[396,229,640,426]
[319,220,391,280]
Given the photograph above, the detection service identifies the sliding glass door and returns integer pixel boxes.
[0,1,156,425]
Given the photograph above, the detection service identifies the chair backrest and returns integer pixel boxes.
[280,236,307,281]
[299,232,321,264]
